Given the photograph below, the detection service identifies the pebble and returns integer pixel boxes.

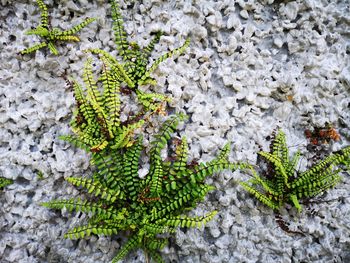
[239,10,249,19]
[273,37,283,48]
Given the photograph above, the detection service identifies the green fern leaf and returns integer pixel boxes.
[124,137,142,199]
[111,234,139,263]
[157,210,218,228]
[36,0,49,27]
[42,198,118,219]
[110,0,130,61]
[150,113,188,161]
[65,224,120,239]
[61,18,96,36]
[66,177,122,202]
[145,237,168,250]
[20,42,48,55]
[240,182,280,210]
[138,38,190,86]
[172,137,189,173]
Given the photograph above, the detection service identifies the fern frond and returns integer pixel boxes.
[150,113,187,161]
[143,224,175,235]
[145,237,168,250]
[47,41,59,55]
[131,32,163,81]
[289,194,302,212]
[271,130,289,164]
[285,150,300,176]
[66,177,122,202]
[71,80,95,125]
[240,182,280,210]
[65,224,119,239]
[20,42,47,55]
[292,147,350,189]
[112,234,139,263]
[136,91,170,112]
[100,56,121,132]
[110,0,130,61]
[109,59,136,89]
[42,198,118,219]
[190,162,246,182]
[294,169,341,199]
[172,137,189,173]
[36,0,49,27]
[25,26,49,36]
[148,158,163,198]
[210,143,231,164]
[83,58,109,133]
[141,31,163,61]
[104,152,125,189]
[87,48,119,65]
[60,18,96,36]
[91,140,109,152]
[138,38,190,86]
[76,126,104,149]
[111,119,145,149]
[259,151,290,187]
[87,49,135,88]
[156,210,217,228]
[124,137,142,199]
[54,35,80,42]
[91,150,118,180]
[151,184,215,220]
[249,169,279,196]
[59,135,91,151]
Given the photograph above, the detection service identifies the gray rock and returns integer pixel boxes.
[1,0,349,263]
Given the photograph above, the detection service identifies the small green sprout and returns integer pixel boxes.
[21,0,95,55]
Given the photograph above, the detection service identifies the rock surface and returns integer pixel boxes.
[0,0,349,262]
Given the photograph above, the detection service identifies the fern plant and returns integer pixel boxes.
[21,0,95,55]
[43,113,247,263]
[87,0,190,112]
[241,130,350,212]
[62,57,146,152]
[0,177,12,190]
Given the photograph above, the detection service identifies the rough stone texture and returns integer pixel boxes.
[0,0,349,262]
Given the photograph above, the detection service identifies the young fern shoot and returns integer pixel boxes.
[241,130,350,212]
[21,0,95,55]
[87,0,190,112]
[43,114,248,263]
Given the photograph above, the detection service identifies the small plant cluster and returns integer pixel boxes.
[240,130,350,212]
[41,0,231,262]
[21,0,95,55]
[14,0,350,262]
[62,57,146,152]
[86,0,189,112]
[44,114,247,262]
